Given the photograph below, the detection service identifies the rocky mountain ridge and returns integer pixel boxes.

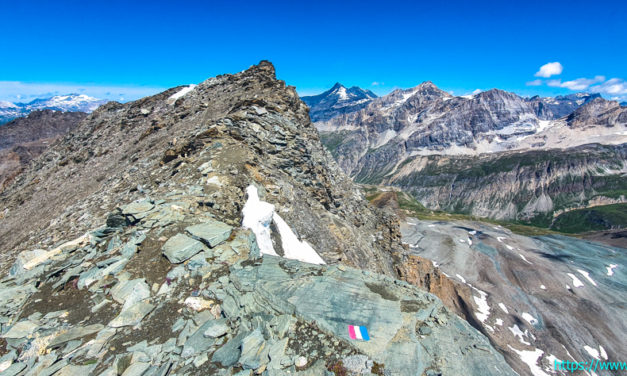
[0,62,516,375]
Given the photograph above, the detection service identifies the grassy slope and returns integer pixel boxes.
[551,203,627,233]
[364,186,558,236]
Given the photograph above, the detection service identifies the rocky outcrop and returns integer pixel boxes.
[0,62,516,375]
[301,83,377,122]
[0,207,516,375]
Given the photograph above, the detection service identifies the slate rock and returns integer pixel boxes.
[9,249,48,276]
[203,318,229,338]
[109,302,154,328]
[48,324,104,347]
[185,220,233,248]
[212,331,249,367]
[162,234,205,263]
[2,320,38,339]
[239,328,269,369]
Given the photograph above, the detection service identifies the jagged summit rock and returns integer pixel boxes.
[0,61,516,375]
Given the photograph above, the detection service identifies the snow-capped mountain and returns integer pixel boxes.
[0,94,107,124]
[301,83,377,121]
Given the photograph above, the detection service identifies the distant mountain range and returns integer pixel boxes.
[301,83,377,122]
[0,94,107,124]
[304,82,627,228]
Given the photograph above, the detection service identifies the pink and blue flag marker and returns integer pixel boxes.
[347,325,370,341]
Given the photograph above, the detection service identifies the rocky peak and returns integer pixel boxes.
[567,97,627,127]
[301,82,377,122]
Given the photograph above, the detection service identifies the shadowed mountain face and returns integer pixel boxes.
[309,81,627,225]
[0,62,518,375]
[301,83,377,122]
[0,110,86,191]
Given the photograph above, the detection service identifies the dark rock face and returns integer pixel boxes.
[0,62,517,375]
[0,110,86,190]
[301,83,377,122]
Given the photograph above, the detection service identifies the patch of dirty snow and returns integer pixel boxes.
[498,303,509,314]
[577,269,597,286]
[567,273,584,288]
[606,264,617,276]
[508,346,549,376]
[508,324,531,345]
[522,312,538,325]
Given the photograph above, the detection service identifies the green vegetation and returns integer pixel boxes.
[551,204,627,233]
[363,185,559,236]
[319,131,354,157]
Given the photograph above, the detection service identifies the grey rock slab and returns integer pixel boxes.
[109,302,155,328]
[121,201,155,216]
[111,279,151,310]
[238,328,269,369]
[202,318,229,338]
[121,362,150,376]
[181,319,219,358]
[229,256,517,376]
[267,337,289,370]
[2,320,38,339]
[185,220,233,248]
[9,249,48,276]
[161,233,205,264]
[48,324,104,347]
[54,364,97,376]
[211,330,249,367]
[0,362,27,376]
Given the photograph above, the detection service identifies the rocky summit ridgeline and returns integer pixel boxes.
[0,62,515,375]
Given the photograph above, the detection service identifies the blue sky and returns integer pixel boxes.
[0,0,625,102]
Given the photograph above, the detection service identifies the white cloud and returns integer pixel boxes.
[547,76,605,91]
[591,78,627,96]
[371,81,384,86]
[0,81,166,103]
[535,62,563,78]
[526,79,543,86]
[472,89,481,94]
